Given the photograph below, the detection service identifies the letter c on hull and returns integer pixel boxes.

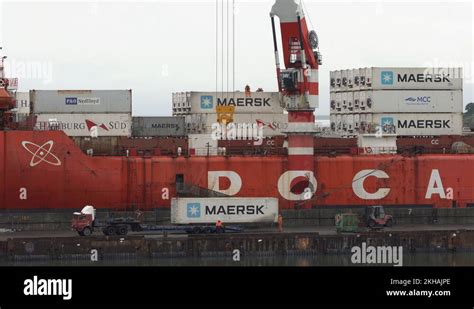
[352,169,390,200]
[278,171,317,201]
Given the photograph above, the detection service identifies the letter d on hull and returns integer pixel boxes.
[208,171,242,196]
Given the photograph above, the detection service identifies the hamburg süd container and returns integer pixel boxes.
[35,113,132,137]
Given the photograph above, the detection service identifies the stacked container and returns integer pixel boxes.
[172,91,289,155]
[329,67,463,136]
[31,90,132,137]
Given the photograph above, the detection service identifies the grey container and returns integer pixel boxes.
[30,90,132,114]
[132,116,185,137]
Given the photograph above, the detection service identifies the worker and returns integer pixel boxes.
[216,220,223,233]
[135,209,143,222]
[277,214,283,232]
[245,85,251,97]
[256,88,263,92]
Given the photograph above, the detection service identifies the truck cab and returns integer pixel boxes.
[71,205,95,236]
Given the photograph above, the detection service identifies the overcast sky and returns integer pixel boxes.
[1,0,473,116]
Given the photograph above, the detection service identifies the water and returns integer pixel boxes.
[3,252,474,267]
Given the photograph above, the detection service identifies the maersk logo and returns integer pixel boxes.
[65,97,78,105]
[381,71,394,85]
[187,203,201,218]
[381,117,394,127]
[200,96,213,109]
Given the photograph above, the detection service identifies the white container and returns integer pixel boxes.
[186,113,288,137]
[335,71,342,91]
[366,67,373,87]
[15,92,30,115]
[367,90,462,113]
[31,90,132,114]
[347,69,354,89]
[330,71,336,91]
[342,92,348,110]
[359,91,367,110]
[335,93,342,111]
[174,91,284,114]
[171,197,279,224]
[372,113,463,136]
[336,114,342,131]
[188,133,219,156]
[371,67,463,90]
[347,92,354,111]
[35,113,132,137]
[341,70,348,91]
[354,114,360,129]
[353,91,360,111]
[352,68,361,91]
[330,93,336,111]
[347,114,354,131]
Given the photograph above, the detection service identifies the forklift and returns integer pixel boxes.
[335,205,394,232]
[365,205,393,229]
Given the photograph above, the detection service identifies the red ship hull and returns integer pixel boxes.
[1,131,473,210]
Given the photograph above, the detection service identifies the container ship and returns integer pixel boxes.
[1,0,473,212]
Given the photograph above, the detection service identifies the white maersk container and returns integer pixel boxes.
[35,113,132,137]
[30,90,132,114]
[174,91,284,114]
[373,113,463,136]
[371,67,463,90]
[171,197,279,224]
[365,90,462,113]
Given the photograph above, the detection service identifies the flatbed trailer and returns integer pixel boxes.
[72,212,243,236]
[99,218,243,236]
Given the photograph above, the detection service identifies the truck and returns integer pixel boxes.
[72,197,279,236]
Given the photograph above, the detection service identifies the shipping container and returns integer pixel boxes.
[372,113,463,136]
[132,116,185,137]
[365,90,462,113]
[186,113,289,137]
[30,90,132,114]
[172,91,284,115]
[14,92,30,116]
[341,70,348,91]
[352,68,361,91]
[170,197,279,224]
[35,113,132,137]
[331,67,463,91]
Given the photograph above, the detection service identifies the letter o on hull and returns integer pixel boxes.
[278,171,317,201]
